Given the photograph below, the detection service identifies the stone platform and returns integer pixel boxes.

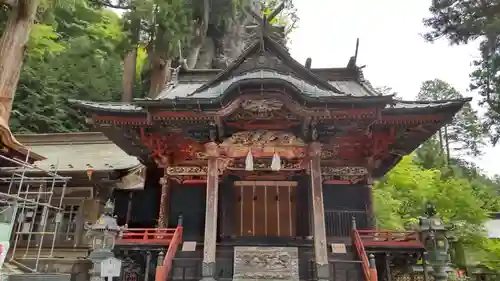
[233,246,299,281]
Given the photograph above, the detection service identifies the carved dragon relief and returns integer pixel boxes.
[220,130,307,158]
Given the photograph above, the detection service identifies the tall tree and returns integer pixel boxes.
[9,0,124,133]
[95,0,298,98]
[0,0,39,124]
[423,0,500,144]
[417,79,485,159]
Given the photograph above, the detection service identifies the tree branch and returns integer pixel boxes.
[90,0,132,10]
[0,0,18,7]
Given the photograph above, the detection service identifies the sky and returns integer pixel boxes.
[287,0,499,176]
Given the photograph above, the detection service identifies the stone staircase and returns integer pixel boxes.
[0,261,24,281]
[233,246,299,281]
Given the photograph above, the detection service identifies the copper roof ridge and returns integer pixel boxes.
[15,132,113,146]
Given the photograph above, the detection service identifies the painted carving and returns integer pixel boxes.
[320,146,339,159]
[233,247,299,281]
[241,99,284,113]
[220,130,306,158]
[321,166,368,176]
[228,158,304,170]
[224,130,304,146]
[166,166,208,175]
[138,128,204,164]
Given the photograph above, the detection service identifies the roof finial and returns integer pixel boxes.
[347,38,360,68]
[354,38,360,61]
[244,1,286,49]
[305,58,312,69]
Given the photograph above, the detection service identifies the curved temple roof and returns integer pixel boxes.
[69,27,469,114]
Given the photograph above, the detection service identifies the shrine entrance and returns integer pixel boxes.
[233,181,296,237]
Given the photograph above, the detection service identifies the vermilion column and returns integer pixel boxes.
[201,142,219,281]
[309,142,330,281]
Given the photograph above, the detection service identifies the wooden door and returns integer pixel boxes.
[233,181,296,237]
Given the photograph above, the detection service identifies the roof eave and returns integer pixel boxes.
[69,99,146,115]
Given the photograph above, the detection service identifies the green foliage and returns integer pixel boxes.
[417,79,485,157]
[377,77,499,270]
[374,155,500,270]
[9,0,124,133]
[423,1,500,145]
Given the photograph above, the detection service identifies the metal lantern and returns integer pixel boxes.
[85,200,121,251]
[418,202,452,281]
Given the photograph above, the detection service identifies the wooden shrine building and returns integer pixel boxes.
[0,132,142,274]
[70,8,470,281]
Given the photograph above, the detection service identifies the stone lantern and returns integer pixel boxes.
[418,202,452,281]
[85,200,123,281]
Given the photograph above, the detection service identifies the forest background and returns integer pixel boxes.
[1,0,500,274]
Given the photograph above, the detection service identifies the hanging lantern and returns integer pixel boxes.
[271,151,281,171]
[245,149,254,171]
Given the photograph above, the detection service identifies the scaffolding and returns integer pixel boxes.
[0,150,71,274]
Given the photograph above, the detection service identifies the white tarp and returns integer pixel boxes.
[485,219,500,238]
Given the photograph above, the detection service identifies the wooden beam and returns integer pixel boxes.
[201,142,219,281]
[309,142,330,281]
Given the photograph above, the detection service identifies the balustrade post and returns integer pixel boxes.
[177,214,183,227]
[369,254,378,281]
[145,251,151,281]
[156,251,165,281]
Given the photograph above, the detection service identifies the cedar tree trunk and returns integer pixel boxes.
[122,49,137,102]
[0,0,39,123]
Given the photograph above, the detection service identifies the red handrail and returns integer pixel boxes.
[357,230,423,248]
[155,224,183,281]
[117,228,176,245]
[357,230,419,241]
[352,228,371,281]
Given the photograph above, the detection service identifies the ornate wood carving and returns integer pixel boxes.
[225,98,301,130]
[228,158,305,170]
[220,130,306,158]
[233,246,299,281]
[157,174,170,228]
[138,128,205,164]
[366,128,398,171]
[321,166,368,176]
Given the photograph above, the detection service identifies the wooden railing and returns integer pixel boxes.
[156,216,184,281]
[117,228,177,245]
[325,210,368,237]
[357,230,423,248]
[351,228,371,281]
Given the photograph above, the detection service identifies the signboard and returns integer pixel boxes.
[182,241,197,252]
[100,257,122,278]
[0,241,9,270]
[330,243,347,254]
